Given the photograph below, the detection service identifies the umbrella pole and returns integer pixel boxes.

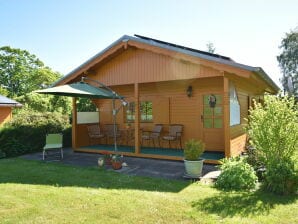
[112,98,117,151]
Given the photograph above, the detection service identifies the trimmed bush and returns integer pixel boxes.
[215,157,258,191]
[0,110,71,157]
[263,159,297,195]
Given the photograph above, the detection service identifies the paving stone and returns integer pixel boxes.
[21,148,219,181]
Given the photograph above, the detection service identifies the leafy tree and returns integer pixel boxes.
[0,86,9,96]
[76,98,97,112]
[0,46,61,97]
[277,28,298,99]
[15,93,72,114]
[206,42,216,53]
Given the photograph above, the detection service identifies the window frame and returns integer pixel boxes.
[125,101,153,123]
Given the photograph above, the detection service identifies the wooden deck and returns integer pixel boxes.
[75,144,225,164]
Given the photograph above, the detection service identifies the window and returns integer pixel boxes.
[126,101,153,122]
[229,82,240,126]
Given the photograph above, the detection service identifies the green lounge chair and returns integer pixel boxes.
[43,133,63,160]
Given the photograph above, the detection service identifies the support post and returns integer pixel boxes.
[223,77,231,157]
[72,97,77,149]
[134,83,140,154]
[112,98,118,151]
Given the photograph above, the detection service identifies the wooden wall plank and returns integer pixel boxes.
[0,107,12,125]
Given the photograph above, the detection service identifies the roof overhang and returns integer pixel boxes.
[0,95,23,107]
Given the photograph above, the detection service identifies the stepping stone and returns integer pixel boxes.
[200,170,221,184]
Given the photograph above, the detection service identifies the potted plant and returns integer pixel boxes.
[102,151,112,165]
[184,139,205,177]
[111,154,123,170]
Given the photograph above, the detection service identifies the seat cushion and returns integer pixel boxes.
[163,136,176,140]
[44,143,62,150]
[89,134,105,138]
[142,135,151,140]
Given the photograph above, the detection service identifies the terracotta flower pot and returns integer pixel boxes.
[112,161,122,170]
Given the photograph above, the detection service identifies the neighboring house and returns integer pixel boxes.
[54,34,279,162]
[0,95,22,125]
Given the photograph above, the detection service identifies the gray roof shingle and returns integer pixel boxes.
[0,95,22,107]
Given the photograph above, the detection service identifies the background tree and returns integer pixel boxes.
[0,86,9,96]
[277,28,298,99]
[15,93,72,114]
[0,46,61,97]
[206,42,216,53]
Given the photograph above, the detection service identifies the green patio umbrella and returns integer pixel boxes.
[35,81,123,99]
[35,78,127,152]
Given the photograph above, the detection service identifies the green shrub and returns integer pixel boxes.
[0,110,71,157]
[263,159,298,195]
[246,95,298,194]
[0,150,5,159]
[215,157,258,191]
[62,126,72,148]
[184,139,205,161]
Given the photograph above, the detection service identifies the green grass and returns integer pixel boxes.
[0,158,297,224]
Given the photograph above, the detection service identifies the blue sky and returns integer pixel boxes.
[1,0,297,87]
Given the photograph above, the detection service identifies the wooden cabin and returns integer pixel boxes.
[0,95,22,125]
[54,35,279,163]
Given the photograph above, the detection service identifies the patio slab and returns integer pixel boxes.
[21,148,218,181]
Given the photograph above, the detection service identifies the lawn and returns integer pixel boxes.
[0,158,297,224]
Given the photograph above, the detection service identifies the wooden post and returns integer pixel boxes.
[72,97,77,149]
[223,77,231,157]
[134,83,140,154]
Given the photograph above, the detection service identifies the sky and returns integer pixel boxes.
[0,0,297,87]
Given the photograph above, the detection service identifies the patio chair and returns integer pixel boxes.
[87,124,106,145]
[141,124,163,147]
[121,127,135,146]
[104,124,122,144]
[43,133,63,160]
[162,124,183,149]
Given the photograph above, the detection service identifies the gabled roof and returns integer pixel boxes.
[55,34,279,92]
[0,95,22,107]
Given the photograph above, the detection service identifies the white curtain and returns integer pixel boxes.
[229,82,240,126]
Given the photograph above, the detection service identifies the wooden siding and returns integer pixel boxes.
[74,77,225,151]
[59,39,257,87]
[230,134,247,156]
[88,48,223,86]
[0,107,12,125]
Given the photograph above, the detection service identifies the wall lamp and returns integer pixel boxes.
[186,85,193,97]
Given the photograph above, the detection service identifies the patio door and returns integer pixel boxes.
[201,94,224,151]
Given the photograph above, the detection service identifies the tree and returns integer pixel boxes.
[206,42,216,53]
[277,28,298,99]
[15,93,72,114]
[0,46,61,97]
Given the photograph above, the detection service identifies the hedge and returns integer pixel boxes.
[0,111,72,158]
